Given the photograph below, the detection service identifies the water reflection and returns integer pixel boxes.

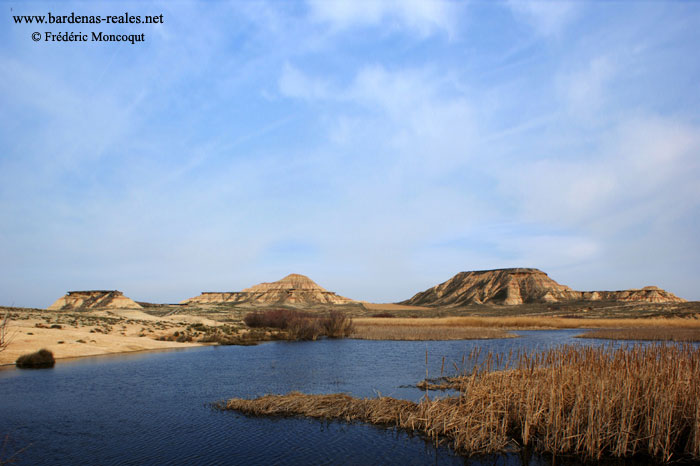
[0,331,666,465]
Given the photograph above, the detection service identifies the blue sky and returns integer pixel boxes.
[1,1,699,307]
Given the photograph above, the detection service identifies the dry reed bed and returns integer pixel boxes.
[353,316,700,330]
[580,327,700,342]
[351,324,513,340]
[219,344,700,463]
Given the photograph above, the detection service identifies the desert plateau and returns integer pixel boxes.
[3,269,699,366]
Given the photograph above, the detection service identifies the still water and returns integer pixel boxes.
[0,330,632,465]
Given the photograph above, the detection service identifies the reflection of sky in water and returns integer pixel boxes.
[0,331,677,465]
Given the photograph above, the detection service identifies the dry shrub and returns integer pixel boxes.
[15,349,55,369]
[0,311,11,352]
[244,309,354,341]
[286,317,322,341]
[321,310,354,338]
[244,309,309,329]
[220,344,700,463]
[199,329,268,346]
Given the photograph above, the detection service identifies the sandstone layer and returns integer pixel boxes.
[48,290,142,311]
[182,274,355,306]
[401,268,685,307]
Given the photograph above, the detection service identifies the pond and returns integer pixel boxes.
[0,330,649,465]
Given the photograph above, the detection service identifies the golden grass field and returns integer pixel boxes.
[579,327,700,341]
[3,305,700,366]
[351,323,514,340]
[353,315,700,329]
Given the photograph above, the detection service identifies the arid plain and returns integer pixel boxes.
[3,269,699,366]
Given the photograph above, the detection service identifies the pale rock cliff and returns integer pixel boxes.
[401,269,685,307]
[48,290,142,310]
[182,274,355,306]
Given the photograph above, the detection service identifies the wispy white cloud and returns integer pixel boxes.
[278,62,332,100]
[558,56,616,119]
[1,0,699,306]
[307,0,458,37]
[506,0,579,36]
[499,114,700,241]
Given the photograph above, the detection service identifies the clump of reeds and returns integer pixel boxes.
[218,391,415,425]
[219,344,700,463]
[15,349,55,368]
[579,327,700,342]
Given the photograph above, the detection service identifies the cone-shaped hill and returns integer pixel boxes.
[48,290,143,310]
[400,268,685,307]
[182,274,355,306]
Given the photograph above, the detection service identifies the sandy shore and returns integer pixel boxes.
[0,308,213,366]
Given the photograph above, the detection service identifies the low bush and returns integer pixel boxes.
[16,349,55,369]
[321,310,354,338]
[244,309,310,329]
[287,317,322,341]
[243,309,354,341]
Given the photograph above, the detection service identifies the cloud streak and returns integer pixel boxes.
[1,0,699,306]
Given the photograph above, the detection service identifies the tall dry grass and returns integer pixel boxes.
[354,315,700,330]
[580,327,700,342]
[351,324,513,340]
[219,344,700,463]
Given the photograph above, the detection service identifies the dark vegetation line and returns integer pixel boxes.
[218,344,700,463]
[156,309,355,345]
[15,349,55,368]
[244,308,354,340]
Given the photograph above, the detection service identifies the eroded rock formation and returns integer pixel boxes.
[182,274,355,306]
[401,269,685,307]
[48,290,142,310]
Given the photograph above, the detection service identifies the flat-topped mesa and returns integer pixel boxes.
[182,274,355,306]
[581,286,685,303]
[48,290,142,310]
[400,268,685,307]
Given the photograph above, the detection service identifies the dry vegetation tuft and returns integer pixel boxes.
[0,311,11,352]
[219,344,700,463]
